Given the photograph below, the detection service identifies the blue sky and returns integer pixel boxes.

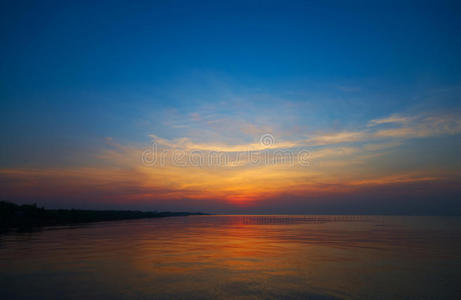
[1,1,460,213]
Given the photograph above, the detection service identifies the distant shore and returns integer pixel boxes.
[0,201,207,230]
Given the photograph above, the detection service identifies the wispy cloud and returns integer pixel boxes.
[307,112,461,146]
[305,131,367,146]
[1,108,459,210]
[148,134,297,152]
[373,113,461,139]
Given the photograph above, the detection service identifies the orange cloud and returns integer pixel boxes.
[1,111,459,210]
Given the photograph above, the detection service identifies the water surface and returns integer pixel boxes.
[1,215,460,299]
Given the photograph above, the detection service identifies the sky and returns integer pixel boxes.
[1,0,460,214]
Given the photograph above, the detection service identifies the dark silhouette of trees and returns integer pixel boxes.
[0,201,206,230]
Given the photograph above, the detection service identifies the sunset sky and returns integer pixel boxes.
[1,1,460,214]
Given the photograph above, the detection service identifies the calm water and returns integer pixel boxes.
[1,215,460,299]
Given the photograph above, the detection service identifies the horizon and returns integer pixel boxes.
[1,1,461,215]
[3,200,461,217]
[6,200,461,217]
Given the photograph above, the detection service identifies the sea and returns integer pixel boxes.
[1,215,460,299]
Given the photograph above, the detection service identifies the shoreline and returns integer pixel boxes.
[0,201,207,231]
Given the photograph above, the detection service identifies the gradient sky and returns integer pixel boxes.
[1,0,461,214]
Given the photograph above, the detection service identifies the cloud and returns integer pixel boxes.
[1,107,460,212]
[368,115,410,126]
[350,173,439,186]
[148,134,298,152]
[372,113,461,139]
[305,131,367,146]
[306,112,461,146]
